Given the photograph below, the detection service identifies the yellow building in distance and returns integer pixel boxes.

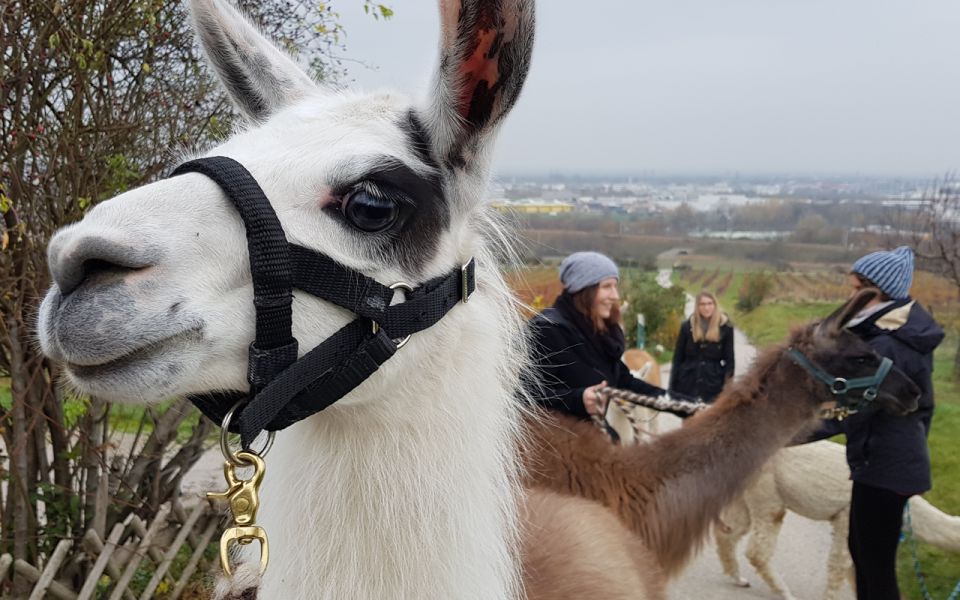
[490,199,574,214]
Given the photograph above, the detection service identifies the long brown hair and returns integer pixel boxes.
[691,291,724,343]
[572,284,621,334]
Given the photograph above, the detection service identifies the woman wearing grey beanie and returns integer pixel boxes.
[528,252,686,421]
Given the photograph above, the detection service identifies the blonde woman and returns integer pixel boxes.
[669,291,735,404]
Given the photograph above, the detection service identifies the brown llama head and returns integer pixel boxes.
[787,287,920,417]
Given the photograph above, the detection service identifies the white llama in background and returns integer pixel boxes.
[716,440,960,600]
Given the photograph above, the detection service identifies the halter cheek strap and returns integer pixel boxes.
[787,347,893,416]
[171,157,474,447]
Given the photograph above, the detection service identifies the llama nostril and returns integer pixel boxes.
[50,235,161,297]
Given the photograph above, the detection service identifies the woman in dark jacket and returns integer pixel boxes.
[669,291,735,403]
[808,246,944,600]
[528,251,680,421]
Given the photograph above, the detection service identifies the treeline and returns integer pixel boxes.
[512,197,902,245]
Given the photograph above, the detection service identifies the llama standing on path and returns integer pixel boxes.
[39,0,534,597]
[716,439,960,600]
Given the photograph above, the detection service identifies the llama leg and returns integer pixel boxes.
[824,509,853,600]
[745,509,798,600]
[715,498,751,587]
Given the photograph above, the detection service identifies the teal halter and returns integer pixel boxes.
[787,348,894,420]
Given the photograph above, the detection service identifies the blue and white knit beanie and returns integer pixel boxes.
[851,245,914,300]
[559,251,619,294]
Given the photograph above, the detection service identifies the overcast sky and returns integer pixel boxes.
[335,1,960,178]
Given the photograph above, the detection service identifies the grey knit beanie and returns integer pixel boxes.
[851,246,914,300]
[559,252,619,293]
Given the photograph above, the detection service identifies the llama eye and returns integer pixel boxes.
[343,189,400,232]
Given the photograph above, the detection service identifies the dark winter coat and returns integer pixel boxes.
[811,299,944,495]
[528,294,669,420]
[669,317,735,403]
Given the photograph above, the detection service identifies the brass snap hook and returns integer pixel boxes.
[207,450,270,576]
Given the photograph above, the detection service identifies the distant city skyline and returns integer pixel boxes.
[334,1,960,179]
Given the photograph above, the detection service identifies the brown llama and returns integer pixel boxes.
[519,289,919,597]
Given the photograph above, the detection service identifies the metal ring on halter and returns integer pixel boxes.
[220,400,275,466]
[372,282,414,349]
[830,378,849,395]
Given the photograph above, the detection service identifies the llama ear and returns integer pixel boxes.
[190,0,317,123]
[424,0,535,173]
[818,288,882,336]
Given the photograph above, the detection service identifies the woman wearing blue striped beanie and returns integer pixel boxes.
[813,245,945,599]
[849,245,915,301]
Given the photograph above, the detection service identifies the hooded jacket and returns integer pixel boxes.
[817,298,944,495]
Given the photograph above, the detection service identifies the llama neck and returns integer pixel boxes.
[249,296,523,600]
[522,352,818,579]
[637,362,815,575]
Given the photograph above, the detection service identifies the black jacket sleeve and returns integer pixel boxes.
[618,363,665,397]
[722,324,736,380]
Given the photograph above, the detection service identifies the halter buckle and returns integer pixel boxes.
[461,260,472,303]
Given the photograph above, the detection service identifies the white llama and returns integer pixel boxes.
[39,0,534,597]
[716,440,960,600]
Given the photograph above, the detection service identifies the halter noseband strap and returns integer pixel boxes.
[172,157,475,447]
[787,347,893,416]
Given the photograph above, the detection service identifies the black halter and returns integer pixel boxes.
[171,157,474,447]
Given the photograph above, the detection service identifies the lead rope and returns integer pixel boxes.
[592,387,707,440]
[903,503,960,600]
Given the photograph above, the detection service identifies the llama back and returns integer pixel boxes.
[909,495,960,552]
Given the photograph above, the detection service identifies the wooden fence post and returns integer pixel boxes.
[28,539,73,600]
[77,521,129,600]
[107,505,170,600]
[170,516,220,600]
[139,503,206,600]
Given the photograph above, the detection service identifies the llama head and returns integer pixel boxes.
[790,288,919,417]
[38,0,534,405]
